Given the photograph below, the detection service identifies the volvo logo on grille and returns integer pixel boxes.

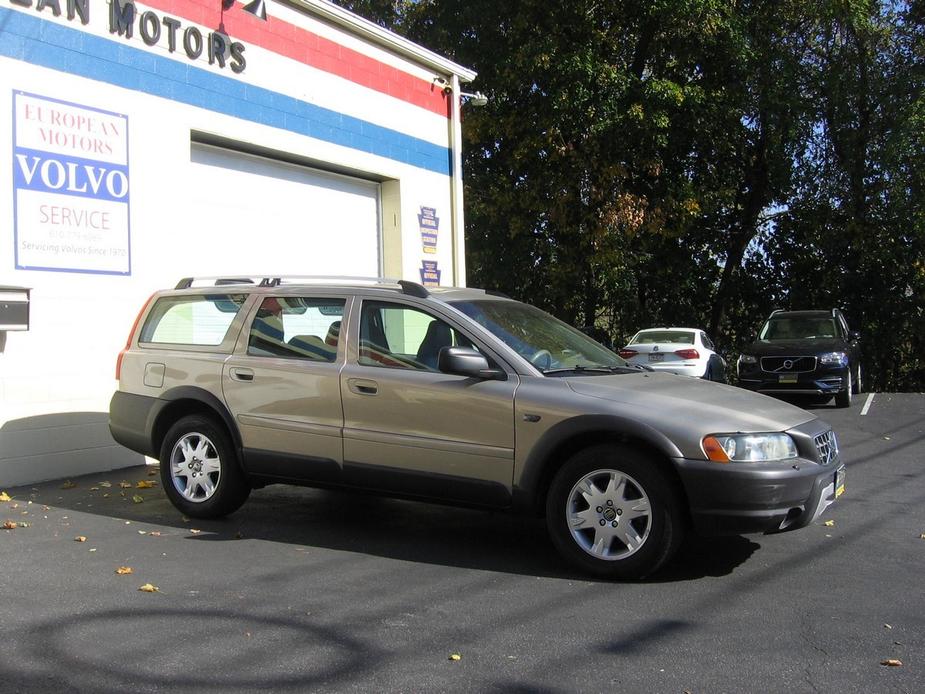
[783,359,794,370]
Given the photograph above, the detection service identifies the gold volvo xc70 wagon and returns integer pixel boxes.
[110,276,845,579]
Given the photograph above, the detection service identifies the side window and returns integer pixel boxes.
[140,294,246,346]
[359,301,474,371]
[248,297,344,363]
[701,333,715,351]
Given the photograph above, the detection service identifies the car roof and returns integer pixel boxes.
[767,310,837,319]
[636,327,702,333]
[166,276,514,304]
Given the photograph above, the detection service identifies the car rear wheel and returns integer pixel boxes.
[160,415,250,519]
[835,370,853,408]
[545,444,684,580]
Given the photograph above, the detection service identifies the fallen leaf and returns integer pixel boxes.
[448,654,461,661]
[75,536,87,543]
[115,566,133,575]
[823,520,835,527]
[883,436,891,440]
[138,583,159,592]
[103,494,111,498]
[880,659,902,667]
[149,531,162,537]
[190,528,202,535]
[119,481,132,489]
[89,548,97,552]
[0,492,11,502]
[3,520,18,530]
[136,480,157,489]
[99,481,112,488]
[61,480,77,489]
[18,522,29,528]
[90,487,100,491]
[920,533,925,540]
[132,495,144,504]
[138,530,146,535]
[884,624,893,630]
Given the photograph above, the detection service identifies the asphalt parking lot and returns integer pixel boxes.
[1,392,923,693]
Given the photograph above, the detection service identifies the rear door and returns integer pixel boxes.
[222,294,349,483]
[339,298,518,506]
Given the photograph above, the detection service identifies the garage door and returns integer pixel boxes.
[186,144,381,277]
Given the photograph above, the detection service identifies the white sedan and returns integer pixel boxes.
[619,327,726,381]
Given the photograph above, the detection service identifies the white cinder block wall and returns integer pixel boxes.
[0,0,475,485]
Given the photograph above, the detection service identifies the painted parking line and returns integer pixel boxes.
[860,392,875,416]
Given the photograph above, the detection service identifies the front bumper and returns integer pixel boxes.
[674,455,845,535]
[737,363,848,396]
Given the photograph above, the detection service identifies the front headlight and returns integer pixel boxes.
[702,433,798,463]
[738,354,757,364]
[819,351,848,366]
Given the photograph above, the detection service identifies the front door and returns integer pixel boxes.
[340,299,518,506]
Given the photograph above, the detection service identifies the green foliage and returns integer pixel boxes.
[334,0,925,390]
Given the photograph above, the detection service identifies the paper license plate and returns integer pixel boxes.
[835,465,846,498]
[778,374,798,383]
[648,353,664,362]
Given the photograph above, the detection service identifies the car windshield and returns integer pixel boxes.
[449,299,627,373]
[630,330,695,345]
[759,317,839,340]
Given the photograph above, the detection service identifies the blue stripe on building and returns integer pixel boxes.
[0,8,452,176]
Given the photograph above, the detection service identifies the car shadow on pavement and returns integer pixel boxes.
[6,464,757,583]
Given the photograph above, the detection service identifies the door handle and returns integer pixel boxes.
[347,378,378,395]
[230,367,254,382]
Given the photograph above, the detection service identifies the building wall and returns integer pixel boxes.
[0,0,468,485]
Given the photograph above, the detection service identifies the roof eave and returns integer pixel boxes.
[280,0,477,83]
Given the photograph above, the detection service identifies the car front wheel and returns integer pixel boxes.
[545,444,684,579]
[160,415,251,519]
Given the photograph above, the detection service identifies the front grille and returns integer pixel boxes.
[814,430,839,465]
[761,356,817,373]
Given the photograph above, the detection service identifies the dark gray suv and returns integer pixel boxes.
[110,277,846,579]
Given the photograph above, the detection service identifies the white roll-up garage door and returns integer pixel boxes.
[186,144,381,277]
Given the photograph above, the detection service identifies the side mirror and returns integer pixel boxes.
[438,346,504,380]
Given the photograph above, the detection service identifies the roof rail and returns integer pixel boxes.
[769,309,784,316]
[174,275,430,298]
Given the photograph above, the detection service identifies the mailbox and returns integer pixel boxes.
[0,286,30,331]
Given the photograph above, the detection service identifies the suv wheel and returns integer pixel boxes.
[545,444,684,580]
[160,415,250,519]
[835,370,853,408]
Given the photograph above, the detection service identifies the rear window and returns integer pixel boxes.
[630,331,694,345]
[139,294,247,345]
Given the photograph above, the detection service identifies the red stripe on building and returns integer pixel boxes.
[139,0,451,118]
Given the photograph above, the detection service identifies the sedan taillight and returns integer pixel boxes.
[619,349,638,359]
[674,348,700,360]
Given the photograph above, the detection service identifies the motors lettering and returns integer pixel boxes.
[8,0,247,73]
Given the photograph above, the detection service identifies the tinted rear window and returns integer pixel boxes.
[630,331,694,345]
[140,294,246,345]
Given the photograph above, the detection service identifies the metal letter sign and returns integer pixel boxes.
[12,91,131,275]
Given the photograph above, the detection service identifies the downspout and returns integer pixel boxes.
[449,74,467,287]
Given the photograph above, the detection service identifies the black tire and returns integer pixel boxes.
[545,444,685,580]
[159,415,250,519]
[835,369,852,408]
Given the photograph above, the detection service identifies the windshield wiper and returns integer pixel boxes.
[542,365,622,376]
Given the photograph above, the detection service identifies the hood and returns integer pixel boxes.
[564,372,816,435]
[745,338,846,356]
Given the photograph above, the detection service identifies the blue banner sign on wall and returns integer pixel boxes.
[12,91,131,275]
[420,259,440,287]
[418,205,438,254]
